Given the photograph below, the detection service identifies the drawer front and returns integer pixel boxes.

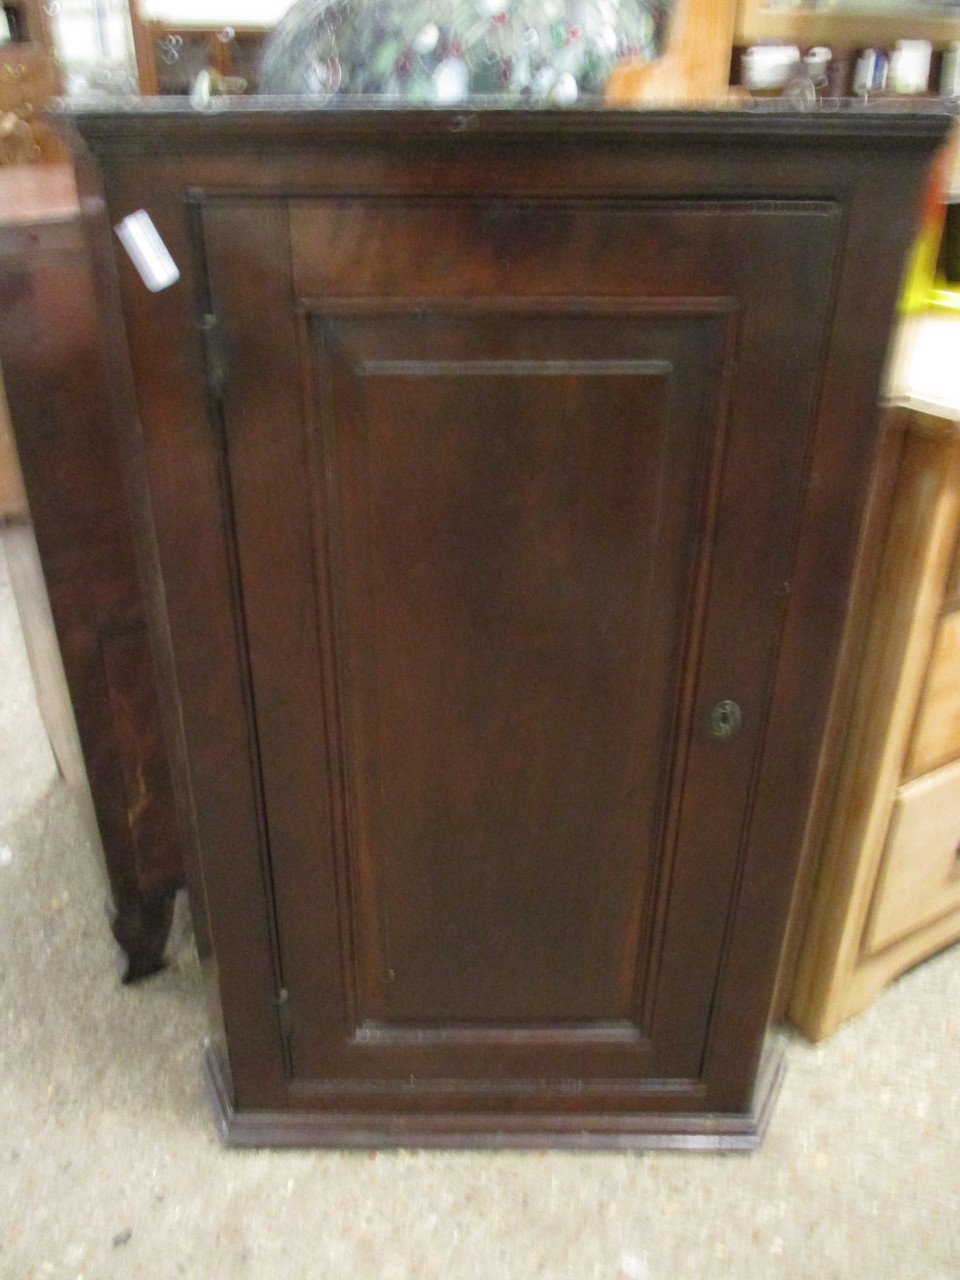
[867,757,960,953]
[907,610,960,778]
[945,521,960,613]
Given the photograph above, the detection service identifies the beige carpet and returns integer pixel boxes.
[1,533,958,1280]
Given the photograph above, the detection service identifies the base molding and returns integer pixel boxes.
[202,1041,784,1153]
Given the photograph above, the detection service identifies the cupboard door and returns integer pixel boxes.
[199,196,840,1113]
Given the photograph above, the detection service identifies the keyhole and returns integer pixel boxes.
[710,700,742,740]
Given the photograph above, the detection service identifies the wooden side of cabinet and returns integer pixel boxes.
[127,1,158,96]
[788,399,960,1041]
[0,165,183,979]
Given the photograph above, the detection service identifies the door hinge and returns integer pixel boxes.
[198,312,227,404]
[274,986,294,1043]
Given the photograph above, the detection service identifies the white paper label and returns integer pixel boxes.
[115,210,180,293]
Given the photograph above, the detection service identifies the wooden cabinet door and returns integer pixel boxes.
[197,194,840,1122]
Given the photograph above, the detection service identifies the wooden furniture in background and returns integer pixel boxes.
[0,164,183,979]
[736,0,960,49]
[0,0,63,163]
[129,11,267,96]
[606,0,738,104]
[68,102,947,1146]
[2,0,54,49]
[787,317,960,1040]
[126,0,737,106]
[0,166,75,521]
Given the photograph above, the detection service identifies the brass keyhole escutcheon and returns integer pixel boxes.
[710,700,742,740]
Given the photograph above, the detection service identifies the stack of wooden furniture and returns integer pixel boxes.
[786,318,960,1039]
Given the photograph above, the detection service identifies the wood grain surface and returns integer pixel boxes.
[68,103,950,1142]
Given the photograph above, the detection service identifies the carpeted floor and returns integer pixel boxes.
[0,532,958,1280]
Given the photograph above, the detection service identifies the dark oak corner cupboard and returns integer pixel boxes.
[68,103,949,1149]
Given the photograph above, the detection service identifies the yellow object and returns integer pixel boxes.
[900,222,946,314]
[899,148,949,314]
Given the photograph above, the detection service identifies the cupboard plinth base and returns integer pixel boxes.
[201,1041,784,1154]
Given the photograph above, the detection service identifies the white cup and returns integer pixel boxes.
[890,40,932,95]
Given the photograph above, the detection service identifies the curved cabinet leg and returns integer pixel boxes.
[110,886,178,982]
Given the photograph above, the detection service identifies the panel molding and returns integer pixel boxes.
[203,1040,785,1150]
[300,301,737,1066]
[190,182,851,1115]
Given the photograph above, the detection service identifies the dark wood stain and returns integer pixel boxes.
[63,102,949,1145]
[0,196,181,980]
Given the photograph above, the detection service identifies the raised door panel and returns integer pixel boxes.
[303,307,726,1091]
[198,195,840,1115]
